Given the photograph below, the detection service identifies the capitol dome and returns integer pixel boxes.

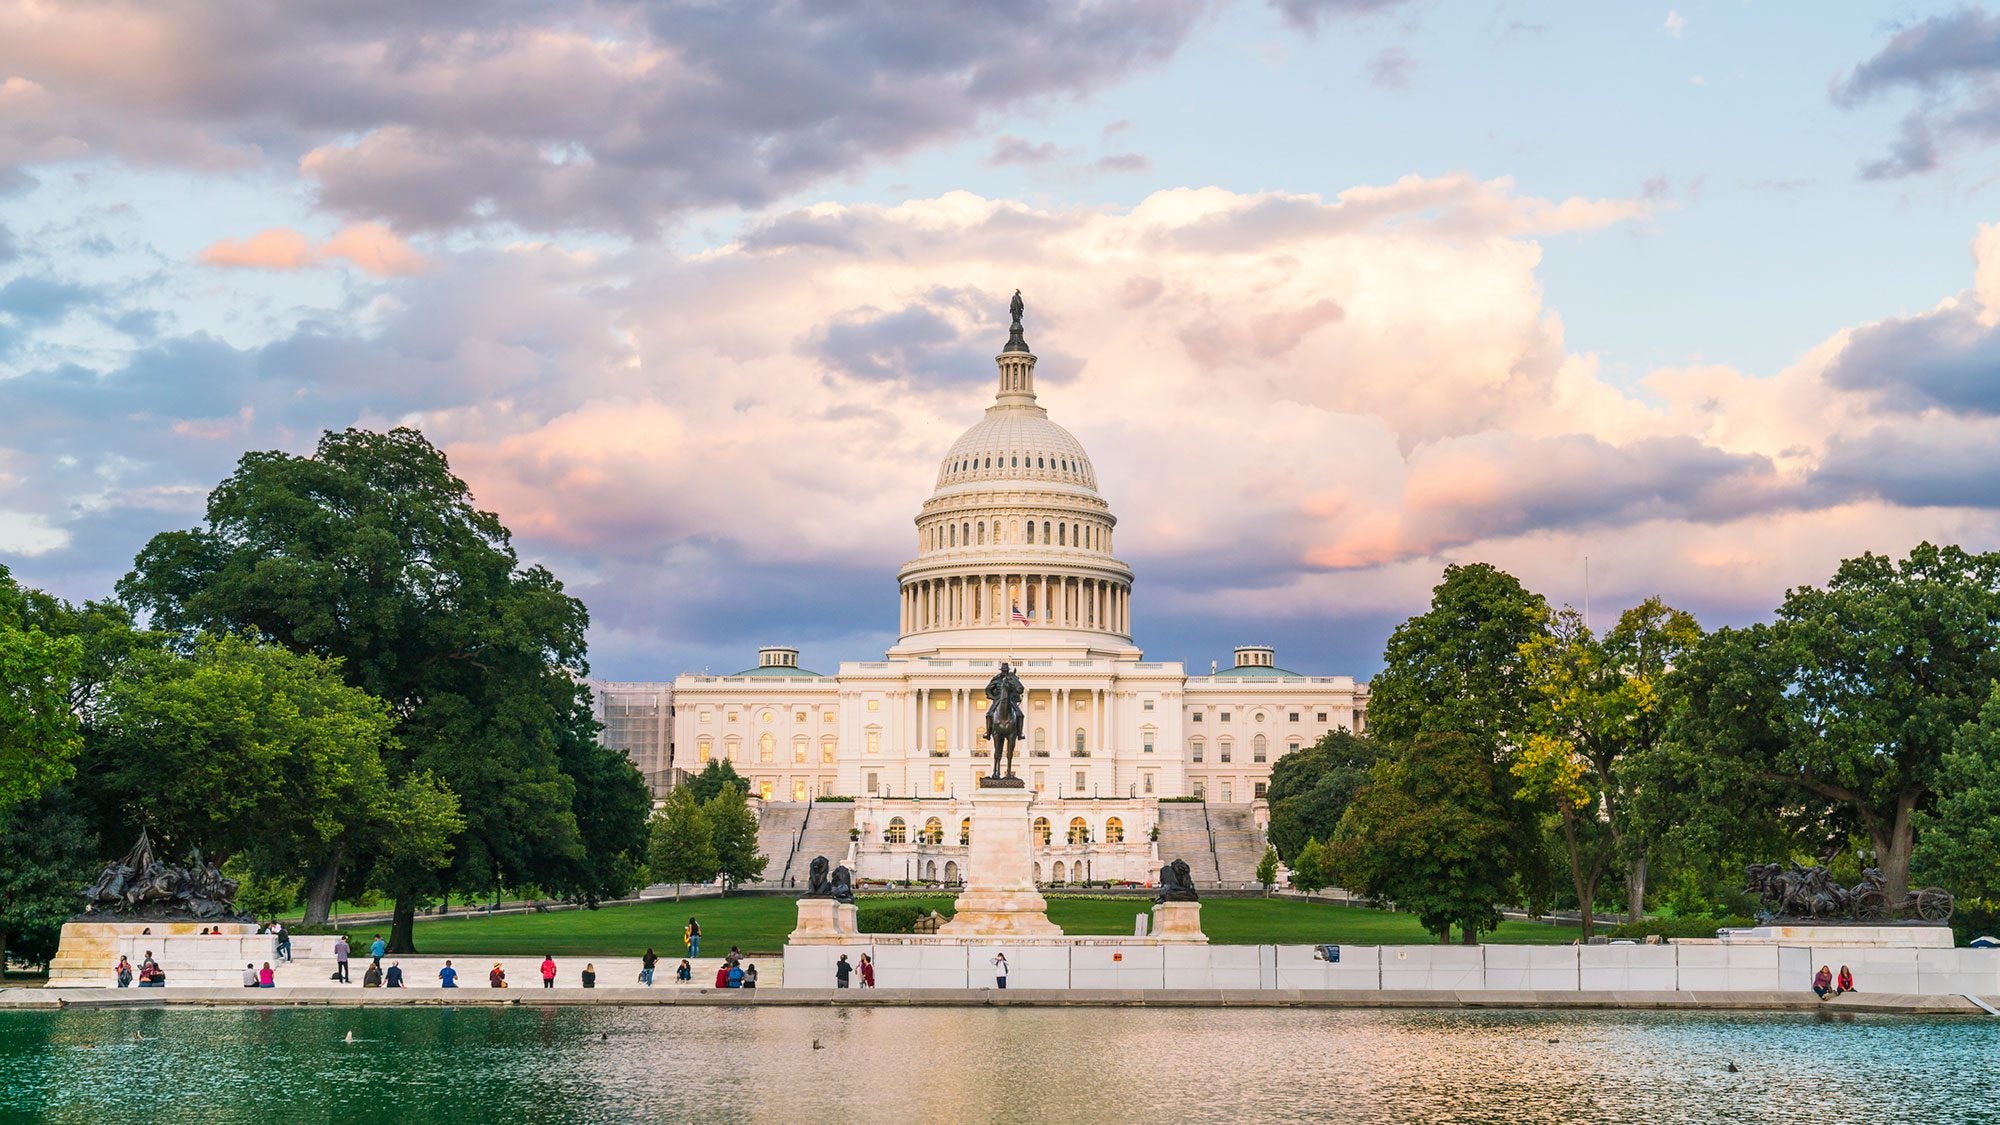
[895,294,1133,647]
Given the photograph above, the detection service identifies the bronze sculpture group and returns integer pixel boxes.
[805,855,856,904]
[982,662,1025,782]
[82,830,244,920]
[1745,862,1953,923]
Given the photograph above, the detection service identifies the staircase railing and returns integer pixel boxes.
[779,800,812,886]
[1199,803,1223,884]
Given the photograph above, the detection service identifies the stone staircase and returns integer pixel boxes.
[1208,804,1269,889]
[792,803,856,877]
[751,803,809,887]
[1154,804,1223,886]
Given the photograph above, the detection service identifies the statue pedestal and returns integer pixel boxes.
[48,920,266,988]
[789,898,860,943]
[939,786,1063,938]
[1150,901,1207,943]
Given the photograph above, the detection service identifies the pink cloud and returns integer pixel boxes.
[197,223,426,277]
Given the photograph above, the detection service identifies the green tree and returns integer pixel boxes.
[93,633,460,924]
[1288,838,1328,893]
[1265,729,1379,861]
[646,788,718,898]
[117,427,606,952]
[1328,734,1518,944]
[705,785,768,892]
[1675,543,2000,899]
[1367,563,1551,755]
[1514,599,1702,934]
[685,760,749,804]
[0,565,84,820]
[548,688,653,905]
[1915,685,2000,907]
[0,788,98,970]
[1255,844,1279,892]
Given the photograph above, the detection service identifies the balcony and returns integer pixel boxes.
[1070,750,1091,758]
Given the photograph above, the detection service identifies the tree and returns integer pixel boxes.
[92,633,460,924]
[548,687,653,906]
[1255,844,1279,893]
[705,785,768,892]
[1367,563,1551,755]
[0,565,84,820]
[1265,729,1379,862]
[685,760,748,804]
[1288,838,1328,893]
[1327,734,1518,944]
[0,788,98,970]
[1915,686,2000,907]
[1514,599,1702,934]
[1676,544,2000,899]
[118,427,595,952]
[646,788,717,898]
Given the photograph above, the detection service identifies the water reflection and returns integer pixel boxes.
[2,1006,1993,1123]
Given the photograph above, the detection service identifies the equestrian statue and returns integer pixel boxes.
[983,661,1025,782]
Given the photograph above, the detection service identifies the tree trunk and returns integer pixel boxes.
[1438,925,1451,944]
[388,898,417,955]
[300,844,346,926]
[1561,813,1596,940]
[1876,794,1920,901]
[1460,920,1478,945]
[1625,854,1648,923]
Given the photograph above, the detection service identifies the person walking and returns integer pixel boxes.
[114,955,133,988]
[685,917,701,958]
[540,955,558,989]
[370,933,387,961]
[258,962,275,988]
[581,963,597,989]
[835,954,852,989]
[333,935,351,983]
[438,960,459,988]
[990,952,1009,989]
[242,962,259,988]
[640,946,658,986]
[385,962,404,988]
[859,954,875,988]
[272,922,291,962]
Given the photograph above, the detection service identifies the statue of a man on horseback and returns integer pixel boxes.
[984,662,1025,780]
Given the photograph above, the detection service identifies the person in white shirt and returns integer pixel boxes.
[991,952,1009,989]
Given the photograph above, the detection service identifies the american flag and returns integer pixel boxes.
[1011,602,1031,625]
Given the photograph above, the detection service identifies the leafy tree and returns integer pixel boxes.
[1674,544,2000,899]
[1514,599,1701,934]
[222,854,304,921]
[1328,734,1518,944]
[1265,729,1379,861]
[118,427,603,952]
[1255,844,1278,892]
[0,788,98,970]
[0,566,84,820]
[646,788,717,898]
[1367,563,1550,756]
[705,785,768,892]
[1288,838,1328,893]
[548,688,653,905]
[1915,686,2000,907]
[92,634,460,924]
[685,760,749,804]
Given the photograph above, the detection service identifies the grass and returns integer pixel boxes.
[409,895,1583,957]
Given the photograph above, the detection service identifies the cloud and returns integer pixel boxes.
[0,275,97,325]
[197,223,427,276]
[0,0,1209,235]
[1272,0,1416,35]
[987,137,1068,168]
[1368,47,1415,88]
[1092,152,1151,174]
[1820,221,2000,414]
[1663,10,1686,38]
[1835,8,2000,178]
[0,223,16,263]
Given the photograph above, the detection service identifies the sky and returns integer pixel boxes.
[5,1,2000,681]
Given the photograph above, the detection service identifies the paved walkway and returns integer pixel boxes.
[4,987,1991,1014]
[47,954,780,992]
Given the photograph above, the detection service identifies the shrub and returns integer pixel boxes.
[814,795,855,803]
[859,903,953,933]
[1606,915,1752,940]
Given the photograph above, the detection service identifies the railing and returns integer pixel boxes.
[1199,802,1224,883]
[1070,750,1091,758]
[778,799,812,886]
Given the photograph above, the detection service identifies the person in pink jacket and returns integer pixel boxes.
[540,955,558,989]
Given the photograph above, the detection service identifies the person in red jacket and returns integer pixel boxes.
[714,963,730,988]
[1837,965,1856,994]
[540,955,558,989]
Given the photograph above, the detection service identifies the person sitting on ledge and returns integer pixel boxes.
[581,963,596,989]
[714,963,730,989]
[243,962,259,987]
[1813,964,1835,1000]
[385,962,404,988]
[676,959,692,984]
[362,959,383,988]
[258,962,275,988]
[438,960,458,988]
[489,963,508,988]
[1837,965,1855,994]
[742,963,758,990]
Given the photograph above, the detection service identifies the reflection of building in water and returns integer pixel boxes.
[666,300,1368,885]
[588,681,675,799]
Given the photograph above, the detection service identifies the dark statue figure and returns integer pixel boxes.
[1154,858,1199,903]
[1004,290,1030,354]
[1744,861,1953,923]
[983,661,1025,781]
[81,830,245,921]
[803,855,856,904]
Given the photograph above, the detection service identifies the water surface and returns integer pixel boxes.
[2,1006,1991,1123]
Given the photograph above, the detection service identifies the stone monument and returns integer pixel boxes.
[791,855,860,941]
[1149,858,1207,941]
[49,829,266,987]
[935,663,1062,936]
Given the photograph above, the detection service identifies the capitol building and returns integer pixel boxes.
[597,299,1368,887]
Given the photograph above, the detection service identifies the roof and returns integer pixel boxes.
[933,411,1098,494]
[1208,663,1308,679]
[727,664,828,678]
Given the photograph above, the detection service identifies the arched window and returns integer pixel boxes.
[950,524,957,547]
[1033,816,1051,846]
[1033,727,1047,754]
[758,732,774,762]
[944,860,959,883]
[978,522,986,544]
[1253,734,1268,763]
[1027,522,1035,544]
[793,735,807,763]
[886,817,907,844]
[1037,456,1044,468]
[1052,860,1067,883]
[934,725,947,751]
[962,522,970,544]
[1067,817,1090,844]
[1058,524,1066,545]
[697,736,713,763]
[1075,728,1086,754]
[922,817,944,845]
[959,817,972,846]
[1043,520,1051,543]
[1105,817,1125,844]
[760,709,773,723]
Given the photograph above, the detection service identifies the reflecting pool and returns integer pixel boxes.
[2,1006,1994,1123]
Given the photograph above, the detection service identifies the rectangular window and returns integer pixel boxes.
[1142,699,1155,712]
[932,770,947,794]
[1034,770,1046,792]
[866,771,879,794]
[795,711,807,723]
[822,739,837,764]
[821,780,834,798]
[1193,782,1205,800]
[866,732,880,754]
[1075,771,1087,790]
[867,698,880,711]
[1220,712,1231,723]
[1220,745,1232,763]
[1142,733,1154,753]
[759,780,773,801]
[1289,712,1300,723]
[934,697,949,710]
[1317,711,1328,723]
[1191,712,1204,723]
[1143,772,1155,794]
[1192,744,1204,763]
[1221,781,1233,802]
[793,779,807,801]
[794,743,807,764]
[1254,781,1268,799]
[699,708,714,723]
[1253,745,1266,763]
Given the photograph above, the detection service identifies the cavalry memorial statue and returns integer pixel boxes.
[80,829,244,920]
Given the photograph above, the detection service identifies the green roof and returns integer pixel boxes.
[1211,664,1306,679]
[729,664,827,678]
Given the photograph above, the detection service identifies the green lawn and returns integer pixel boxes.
[410,895,1582,957]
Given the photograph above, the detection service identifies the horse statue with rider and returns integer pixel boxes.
[983,661,1026,782]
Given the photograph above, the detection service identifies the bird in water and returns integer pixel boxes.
[812,1039,824,1050]
[344,1031,356,1044]
[600,1033,609,1041]
[1546,1039,1559,1044]
[1726,1063,1740,1073]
